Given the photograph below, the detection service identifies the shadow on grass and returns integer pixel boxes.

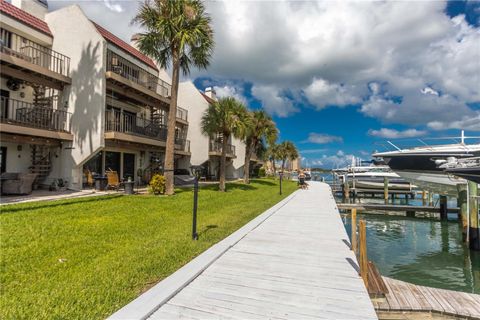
[1,194,123,214]
[198,224,218,238]
[250,179,276,186]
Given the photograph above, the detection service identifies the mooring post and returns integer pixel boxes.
[359,220,368,287]
[457,184,468,242]
[428,191,434,206]
[383,177,389,204]
[468,181,479,250]
[440,195,448,220]
[422,190,427,206]
[192,177,199,240]
[344,176,350,200]
[351,208,357,253]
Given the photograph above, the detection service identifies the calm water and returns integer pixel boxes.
[342,213,480,294]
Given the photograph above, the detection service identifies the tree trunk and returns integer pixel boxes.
[164,52,180,195]
[272,156,276,179]
[219,134,228,191]
[243,141,254,184]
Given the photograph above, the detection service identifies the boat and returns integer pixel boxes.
[373,132,480,195]
[439,157,480,184]
[333,157,413,191]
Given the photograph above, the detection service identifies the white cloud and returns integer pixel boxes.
[251,85,298,117]
[304,78,362,109]
[103,0,124,13]
[48,1,480,129]
[307,133,343,144]
[213,85,247,104]
[368,128,427,139]
[427,114,480,131]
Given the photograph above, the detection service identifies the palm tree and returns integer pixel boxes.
[201,97,249,191]
[241,110,278,184]
[278,141,299,174]
[132,0,214,195]
[266,143,280,178]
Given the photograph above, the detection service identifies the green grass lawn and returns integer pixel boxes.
[0,179,297,319]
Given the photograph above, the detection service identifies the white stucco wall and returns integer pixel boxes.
[1,142,31,173]
[46,5,107,189]
[230,136,246,179]
[178,81,210,166]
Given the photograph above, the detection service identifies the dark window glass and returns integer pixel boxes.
[0,146,7,173]
[105,151,121,174]
[83,151,103,175]
[123,153,135,180]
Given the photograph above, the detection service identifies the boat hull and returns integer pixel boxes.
[445,167,480,184]
[394,170,465,196]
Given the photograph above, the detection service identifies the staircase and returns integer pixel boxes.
[30,145,52,186]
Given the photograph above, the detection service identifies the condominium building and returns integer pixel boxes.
[0,0,261,190]
[1,0,191,190]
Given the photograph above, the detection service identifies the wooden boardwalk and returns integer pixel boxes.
[110,182,377,319]
[374,277,480,319]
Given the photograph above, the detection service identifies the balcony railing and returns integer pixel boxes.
[176,106,188,122]
[106,50,171,98]
[105,110,188,146]
[0,28,70,77]
[209,140,236,156]
[175,139,190,153]
[105,109,167,140]
[0,97,71,132]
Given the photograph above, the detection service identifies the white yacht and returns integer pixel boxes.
[373,132,480,195]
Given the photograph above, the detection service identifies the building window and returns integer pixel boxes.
[83,151,103,176]
[105,151,121,174]
[123,153,135,180]
[0,147,7,173]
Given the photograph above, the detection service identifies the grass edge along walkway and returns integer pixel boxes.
[0,179,296,320]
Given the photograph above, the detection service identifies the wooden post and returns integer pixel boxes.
[428,191,434,206]
[383,177,389,204]
[440,195,448,221]
[359,220,368,287]
[457,184,468,242]
[343,177,350,200]
[468,181,479,251]
[351,208,357,253]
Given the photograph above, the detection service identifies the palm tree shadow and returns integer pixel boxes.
[250,179,276,186]
[197,224,218,237]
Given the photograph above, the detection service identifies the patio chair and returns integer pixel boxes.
[84,169,94,188]
[106,170,122,191]
[1,173,38,195]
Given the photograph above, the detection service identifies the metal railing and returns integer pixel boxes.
[105,109,168,140]
[0,97,71,132]
[176,106,188,122]
[175,139,190,153]
[106,50,171,98]
[209,140,236,156]
[0,28,70,77]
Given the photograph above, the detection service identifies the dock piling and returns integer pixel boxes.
[439,195,448,220]
[468,181,479,250]
[359,220,368,287]
[351,208,357,253]
[383,177,389,204]
[457,184,468,242]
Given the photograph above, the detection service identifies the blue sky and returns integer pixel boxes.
[48,0,480,168]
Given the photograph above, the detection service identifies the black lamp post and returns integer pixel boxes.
[279,172,283,195]
[192,176,199,240]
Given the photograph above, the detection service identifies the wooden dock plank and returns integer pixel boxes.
[147,182,377,319]
[379,276,480,319]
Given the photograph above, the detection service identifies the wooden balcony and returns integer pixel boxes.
[209,140,236,158]
[106,50,171,106]
[0,97,73,142]
[104,110,189,154]
[0,28,71,89]
[176,106,188,125]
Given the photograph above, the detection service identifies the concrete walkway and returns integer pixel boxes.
[110,182,377,319]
